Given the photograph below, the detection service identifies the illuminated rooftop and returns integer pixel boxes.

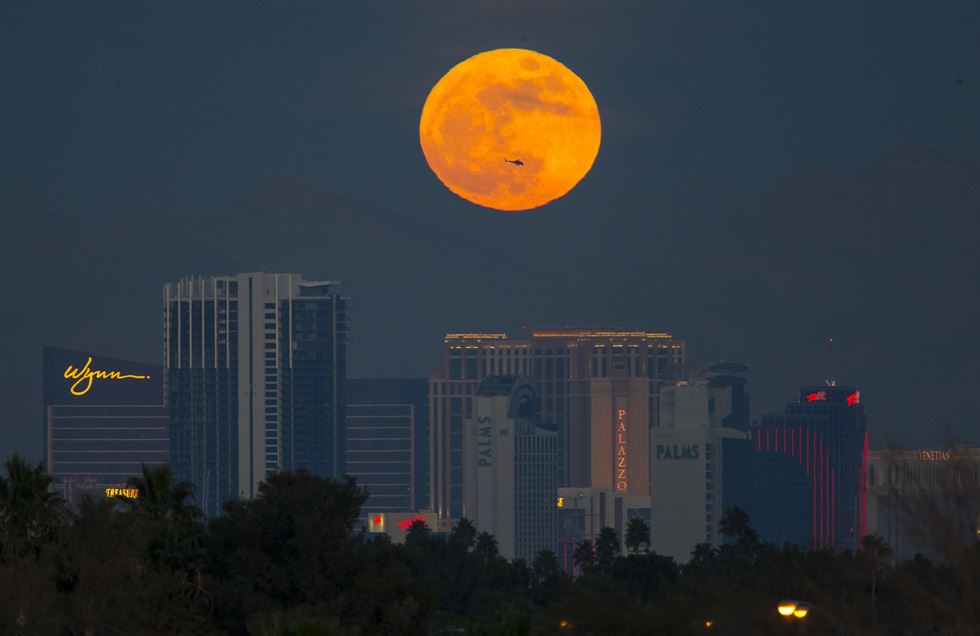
[444,333,509,341]
[531,329,674,340]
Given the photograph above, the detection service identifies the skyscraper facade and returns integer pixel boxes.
[462,375,558,562]
[867,447,980,562]
[43,347,168,506]
[650,363,753,560]
[346,378,429,515]
[752,384,868,551]
[430,329,684,519]
[164,273,347,517]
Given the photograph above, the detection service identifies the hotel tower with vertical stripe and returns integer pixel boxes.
[164,273,347,517]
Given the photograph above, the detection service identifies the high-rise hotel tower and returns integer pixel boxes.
[164,273,347,517]
[752,384,868,551]
[462,375,558,562]
[650,363,753,560]
[430,329,684,519]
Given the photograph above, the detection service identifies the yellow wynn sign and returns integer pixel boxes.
[64,356,151,396]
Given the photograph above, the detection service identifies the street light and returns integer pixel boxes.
[777,601,799,617]
[777,600,813,618]
[777,600,846,634]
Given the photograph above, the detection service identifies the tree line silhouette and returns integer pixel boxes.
[0,454,976,635]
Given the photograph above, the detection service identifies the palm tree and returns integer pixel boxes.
[123,463,199,523]
[859,534,893,625]
[475,531,499,560]
[0,454,64,559]
[531,549,567,604]
[595,526,620,567]
[572,539,595,575]
[450,517,477,551]
[532,549,561,580]
[625,517,650,554]
[687,542,719,574]
[718,506,759,544]
[404,518,432,546]
[121,463,202,572]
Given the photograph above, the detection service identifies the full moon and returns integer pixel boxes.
[420,48,601,212]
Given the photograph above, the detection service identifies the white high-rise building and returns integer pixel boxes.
[164,272,347,517]
[462,376,558,562]
[650,364,753,561]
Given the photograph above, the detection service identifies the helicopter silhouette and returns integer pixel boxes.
[504,158,524,166]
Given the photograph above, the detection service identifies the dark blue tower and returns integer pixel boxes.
[753,384,868,551]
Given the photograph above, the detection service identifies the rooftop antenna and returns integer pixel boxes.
[825,336,837,387]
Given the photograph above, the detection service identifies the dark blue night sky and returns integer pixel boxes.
[2,2,979,457]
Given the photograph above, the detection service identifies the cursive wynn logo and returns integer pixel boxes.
[63,357,151,396]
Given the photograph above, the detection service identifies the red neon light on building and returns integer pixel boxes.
[846,391,860,406]
[805,428,810,475]
[812,430,817,548]
[372,515,382,527]
[806,391,827,402]
[753,425,845,550]
[860,431,868,537]
[819,441,824,546]
[398,515,427,531]
[831,468,836,549]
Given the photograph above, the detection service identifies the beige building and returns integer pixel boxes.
[462,376,558,562]
[867,447,980,562]
[589,376,651,496]
[430,329,684,520]
[650,364,752,561]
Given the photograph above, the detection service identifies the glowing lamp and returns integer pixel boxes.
[777,602,798,616]
[793,608,809,619]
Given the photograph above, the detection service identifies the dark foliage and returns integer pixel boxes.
[0,457,977,635]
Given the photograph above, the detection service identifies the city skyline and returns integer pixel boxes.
[3,4,978,633]
[2,3,980,459]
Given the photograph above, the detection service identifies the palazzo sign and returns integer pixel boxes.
[615,408,628,492]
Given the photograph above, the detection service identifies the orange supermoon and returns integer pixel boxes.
[420,48,601,212]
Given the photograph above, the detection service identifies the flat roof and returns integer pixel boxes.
[531,329,674,339]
